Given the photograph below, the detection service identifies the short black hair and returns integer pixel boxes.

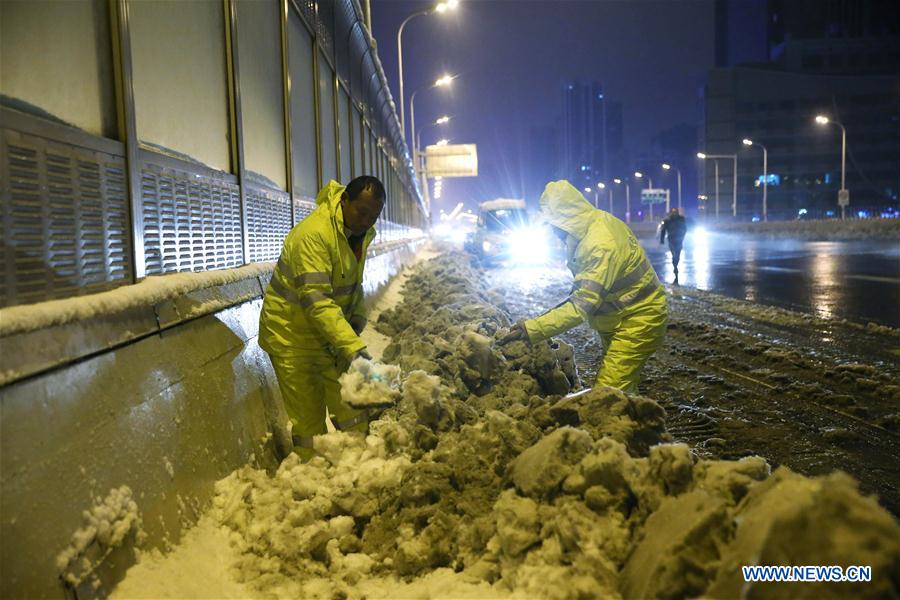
[346,176,385,204]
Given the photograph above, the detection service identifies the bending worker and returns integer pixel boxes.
[500,180,667,393]
[259,176,384,458]
[659,207,687,284]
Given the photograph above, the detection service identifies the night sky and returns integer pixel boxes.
[371,0,718,215]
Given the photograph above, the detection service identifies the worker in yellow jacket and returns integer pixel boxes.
[500,180,668,393]
[259,176,384,458]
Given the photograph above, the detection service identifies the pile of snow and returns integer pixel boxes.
[111,252,900,598]
[57,486,145,591]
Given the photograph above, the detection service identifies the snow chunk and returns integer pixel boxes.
[339,357,402,409]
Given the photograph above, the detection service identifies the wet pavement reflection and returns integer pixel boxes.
[642,230,900,327]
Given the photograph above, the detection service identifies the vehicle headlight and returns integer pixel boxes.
[508,227,548,264]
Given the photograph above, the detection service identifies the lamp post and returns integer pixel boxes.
[613,178,630,223]
[410,74,453,168]
[598,181,612,213]
[416,115,450,158]
[635,171,656,220]
[742,139,768,221]
[697,152,738,218]
[815,115,848,219]
[396,0,458,144]
[410,76,452,215]
[584,187,599,208]
[661,163,681,212]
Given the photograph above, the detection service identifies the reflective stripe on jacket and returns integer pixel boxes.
[524,180,667,342]
[259,180,374,359]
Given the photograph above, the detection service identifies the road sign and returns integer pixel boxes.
[838,189,850,207]
[640,188,669,205]
[425,144,478,177]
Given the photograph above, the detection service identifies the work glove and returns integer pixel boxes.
[497,322,528,346]
[349,314,367,335]
[354,349,373,361]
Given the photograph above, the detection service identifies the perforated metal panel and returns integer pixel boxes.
[293,0,316,31]
[140,161,243,274]
[1,127,131,307]
[246,186,291,262]
[316,0,335,58]
[293,196,316,225]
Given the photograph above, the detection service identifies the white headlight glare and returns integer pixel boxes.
[509,227,548,264]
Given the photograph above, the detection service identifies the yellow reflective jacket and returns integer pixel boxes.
[259,180,374,360]
[524,180,667,342]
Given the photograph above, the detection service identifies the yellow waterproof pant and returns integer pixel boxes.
[269,352,368,459]
[595,310,667,393]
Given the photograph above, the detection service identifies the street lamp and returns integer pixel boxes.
[661,163,681,212]
[416,115,450,155]
[697,151,738,218]
[815,114,849,219]
[613,178,630,223]
[410,74,454,162]
[396,1,459,143]
[635,171,659,220]
[436,138,449,146]
[410,76,453,212]
[742,138,768,221]
[597,181,612,213]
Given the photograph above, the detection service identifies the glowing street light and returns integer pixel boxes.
[397,3,459,141]
[436,138,449,146]
[661,163,681,212]
[814,114,849,219]
[697,151,738,218]
[435,115,450,124]
[742,138,768,221]
[410,74,454,160]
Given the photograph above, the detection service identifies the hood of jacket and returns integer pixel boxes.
[317,179,346,208]
[539,180,596,240]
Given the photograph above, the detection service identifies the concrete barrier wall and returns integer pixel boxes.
[0,239,426,599]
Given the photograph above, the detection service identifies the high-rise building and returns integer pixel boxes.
[700,0,900,219]
[562,82,616,192]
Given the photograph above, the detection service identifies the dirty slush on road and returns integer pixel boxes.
[110,251,899,598]
[494,259,900,515]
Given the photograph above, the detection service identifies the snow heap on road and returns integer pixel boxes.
[113,253,900,599]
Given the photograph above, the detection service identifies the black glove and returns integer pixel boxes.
[349,315,367,335]
[497,323,528,346]
[354,349,373,361]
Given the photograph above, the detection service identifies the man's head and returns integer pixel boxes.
[669,208,680,217]
[341,176,385,235]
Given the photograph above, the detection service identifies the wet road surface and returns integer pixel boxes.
[643,231,900,328]
[489,258,900,515]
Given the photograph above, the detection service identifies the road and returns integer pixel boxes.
[644,230,900,328]
[488,238,900,514]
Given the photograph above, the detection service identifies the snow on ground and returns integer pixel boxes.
[109,251,900,599]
